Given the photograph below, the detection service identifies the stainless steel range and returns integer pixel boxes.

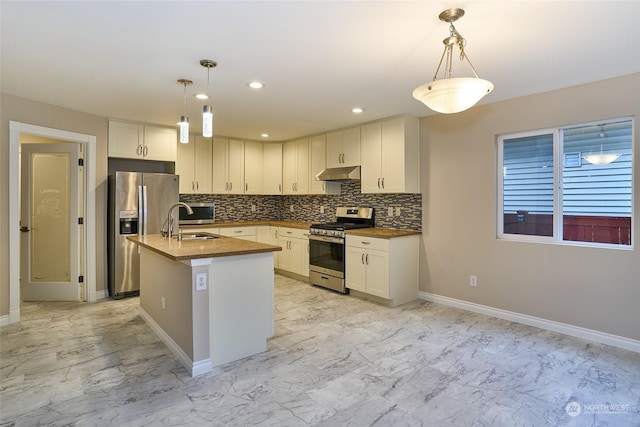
[309,207,374,293]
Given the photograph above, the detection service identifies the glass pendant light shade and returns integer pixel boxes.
[582,153,620,165]
[413,77,494,114]
[202,105,213,138]
[413,8,493,114]
[179,116,189,143]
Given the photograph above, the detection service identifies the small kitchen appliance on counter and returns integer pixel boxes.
[309,207,374,293]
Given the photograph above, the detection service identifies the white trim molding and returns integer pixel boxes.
[138,306,212,377]
[418,291,640,353]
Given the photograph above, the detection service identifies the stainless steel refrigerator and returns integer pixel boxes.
[108,172,179,298]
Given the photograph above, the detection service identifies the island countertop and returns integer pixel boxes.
[127,234,282,261]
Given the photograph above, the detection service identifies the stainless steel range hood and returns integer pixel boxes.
[315,165,361,181]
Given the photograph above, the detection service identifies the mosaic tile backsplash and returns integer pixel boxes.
[180,181,421,230]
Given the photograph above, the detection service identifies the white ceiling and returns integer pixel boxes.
[2,1,639,141]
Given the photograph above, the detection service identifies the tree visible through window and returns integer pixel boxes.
[498,118,633,246]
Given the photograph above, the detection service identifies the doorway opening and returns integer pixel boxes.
[8,121,97,324]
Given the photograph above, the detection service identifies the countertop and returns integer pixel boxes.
[127,234,282,261]
[181,220,421,238]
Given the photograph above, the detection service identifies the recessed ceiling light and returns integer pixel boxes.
[352,107,364,113]
[248,81,265,89]
[195,93,208,100]
[261,133,270,138]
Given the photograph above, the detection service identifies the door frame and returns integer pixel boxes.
[8,121,97,324]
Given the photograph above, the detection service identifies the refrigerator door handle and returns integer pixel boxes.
[141,185,149,236]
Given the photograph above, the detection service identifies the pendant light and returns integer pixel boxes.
[200,59,217,138]
[582,125,621,165]
[412,8,493,114]
[177,79,193,143]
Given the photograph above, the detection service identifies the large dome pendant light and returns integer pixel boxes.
[177,79,193,143]
[200,59,217,138]
[412,8,493,114]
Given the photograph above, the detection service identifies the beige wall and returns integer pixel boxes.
[1,94,109,315]
[419,73,640,341]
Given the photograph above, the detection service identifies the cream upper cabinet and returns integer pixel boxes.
[263,143,283,195]
[143,126,177,161]
[176,134,212,194]
[244,141,263,195]
[326,126,360,168]
[212,138,245,194]
[283,138,309,195]
[360,115,420,194]
[345,234,419,306]
[108,121,177,161]
[309,134,340,195]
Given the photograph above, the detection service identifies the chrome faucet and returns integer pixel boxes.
[164,202,193,239]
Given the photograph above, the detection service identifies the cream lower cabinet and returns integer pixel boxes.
[345,234,419,306]
[277,227,307,276]
[269,226,280,268]
[218,226,256,241]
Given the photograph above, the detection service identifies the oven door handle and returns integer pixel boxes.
[308,234,344,244]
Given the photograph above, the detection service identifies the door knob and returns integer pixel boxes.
[20,226,30,232]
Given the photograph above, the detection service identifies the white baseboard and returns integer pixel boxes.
[93,289,109,300]
[138,306,212,377]
[0,315,8,327]
[418,291,640,354]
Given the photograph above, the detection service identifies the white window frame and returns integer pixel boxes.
[497,117,634,249]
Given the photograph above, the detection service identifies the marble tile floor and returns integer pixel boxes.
[1,274,639,427]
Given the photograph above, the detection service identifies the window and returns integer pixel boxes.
[498,118,633,246]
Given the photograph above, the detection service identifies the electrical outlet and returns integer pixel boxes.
[469,275,478,287]
[388,207,393,217]
[395,207,401,216]
[251,204,256,212]
[290,205,294,212]
[195,273,207,291]
[161,296,166,310]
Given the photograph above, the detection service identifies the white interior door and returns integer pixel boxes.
[20,143,81,300]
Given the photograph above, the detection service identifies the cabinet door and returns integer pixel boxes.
[256,226,271,244]
[301,232,310,277]
[365,249,390,298]
[295,139,309,194]
[282,140,298,195]
[193,135,213,194]
[263,143,282,195]
[176,134,196,193]
[144,126,177,161]
[309,135,327,194]
[345,246,367,292]
[278,237,292,271]
[380,118,405,193]
[270,227,280,268]
[288,237,303,275]
[108,121,144,159]
[227,139,245,194]
[326,131,343,168]
[342,127,361,167]
[212,137,229,193]
[244,141,263,194]
[360,122,382,193]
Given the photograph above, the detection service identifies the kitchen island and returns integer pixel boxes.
[127,234,281,376]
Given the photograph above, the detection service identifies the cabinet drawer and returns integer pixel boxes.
[278,227,304,239]
[346,235,389,252]
[218,226,256,237]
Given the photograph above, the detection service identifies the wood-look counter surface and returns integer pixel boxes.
[127,234,282,261]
